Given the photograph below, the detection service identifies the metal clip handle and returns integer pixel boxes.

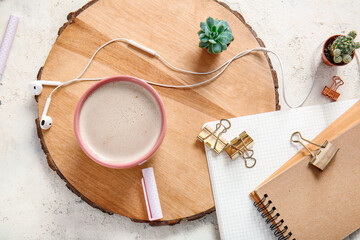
[198,119,231,154]
[291,131,323,157]
[213,119,231,150]
[230,137,256,168]
[242,146,256,168]
[331,76,344,92]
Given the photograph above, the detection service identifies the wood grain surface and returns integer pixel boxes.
[36,0,279,225]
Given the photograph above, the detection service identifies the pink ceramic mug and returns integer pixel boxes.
[74,75,166,169]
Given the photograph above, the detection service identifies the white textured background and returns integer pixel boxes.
[0,0,359,239]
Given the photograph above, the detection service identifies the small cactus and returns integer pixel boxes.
[330,31,360,64]
[198,17,234,54]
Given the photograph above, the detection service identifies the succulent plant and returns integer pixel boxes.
[198,17,234,54]
[330,31,360,64]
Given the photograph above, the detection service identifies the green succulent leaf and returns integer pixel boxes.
[221,43,227,51]
[208,44,213,53]
[213,43,221,54]
[214,34,221,41]
[206,17,214,28]
[204,26,210,36]
[200,22,207,32]
[355,42,360,49]
[211,25,217,32]
[219,36,230,45]
[221,21,229,29]
[217,24,225,34]
[221,32,234,41]
[200,37,209,42]
[199,33,206,39]
[208,39,217,44]
[199,42,210,49]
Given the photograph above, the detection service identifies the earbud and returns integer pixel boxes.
[40,115,53,130]
[30,80,62,95]
[40,97,53,130]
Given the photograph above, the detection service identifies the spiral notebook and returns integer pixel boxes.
[204,99,360,240]
[251,120,360,240]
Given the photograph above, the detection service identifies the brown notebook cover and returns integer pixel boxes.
[250,101,360,240]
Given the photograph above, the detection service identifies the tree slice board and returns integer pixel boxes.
[36,0,279,225]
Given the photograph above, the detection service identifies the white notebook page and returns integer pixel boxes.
[204,99,359,240]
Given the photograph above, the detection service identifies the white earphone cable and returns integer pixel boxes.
[156,52,232,75]
[46,40,282,100]
[74,38,130,80]
[148,48,266,88]
[47,38,131,99]
[48,77,103,99]
[43,38,321,121]
[281,41,325,108]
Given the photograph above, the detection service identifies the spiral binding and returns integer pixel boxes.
[253,194,295,240]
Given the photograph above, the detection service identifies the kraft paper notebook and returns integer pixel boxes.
[250,120,360,240]
[204,99,360,240]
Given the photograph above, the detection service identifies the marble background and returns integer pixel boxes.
[0,0,359,239]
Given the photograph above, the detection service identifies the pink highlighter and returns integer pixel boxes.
[142,167,163,221]
[0,15,19,80]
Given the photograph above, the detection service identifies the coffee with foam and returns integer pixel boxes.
[79,81,162,164]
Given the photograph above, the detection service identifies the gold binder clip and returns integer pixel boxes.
[291,131,339,171]
[198,119,256,168]
[225,131,255,159]
[197,119,230,154]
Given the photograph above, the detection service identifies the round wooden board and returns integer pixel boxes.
[36,0,279,225]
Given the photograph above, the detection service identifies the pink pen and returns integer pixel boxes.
[0,15,19,81]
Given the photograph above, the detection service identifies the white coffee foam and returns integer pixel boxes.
[79,81,162,164]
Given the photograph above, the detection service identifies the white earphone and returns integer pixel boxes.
[29,80,61,130]
[39,98,52,130]
[31,38,316,130]
[29,80,62,95]
[31,78,101,130]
